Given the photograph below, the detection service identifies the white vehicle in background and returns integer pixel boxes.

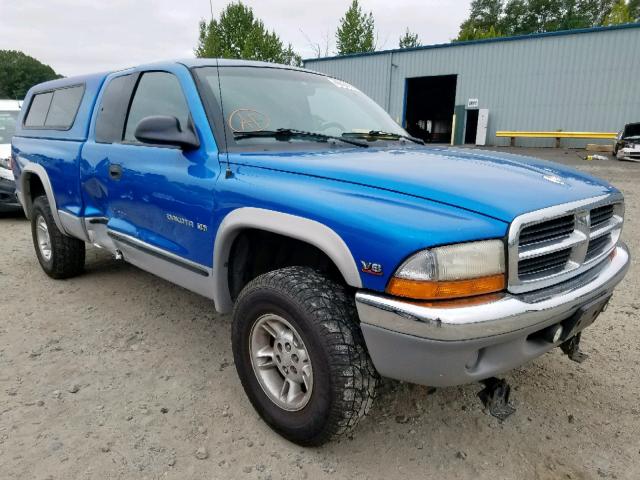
[614,122,640,162]
[0,99,23,212]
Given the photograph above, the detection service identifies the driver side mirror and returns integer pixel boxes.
[134,115,200,150]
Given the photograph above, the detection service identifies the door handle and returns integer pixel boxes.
[108,163,122,180]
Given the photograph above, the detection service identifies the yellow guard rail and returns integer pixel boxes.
[496,131,617,147]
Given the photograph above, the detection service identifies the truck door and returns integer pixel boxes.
[81,68,219,271]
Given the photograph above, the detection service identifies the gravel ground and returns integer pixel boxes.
[1,147,638,480]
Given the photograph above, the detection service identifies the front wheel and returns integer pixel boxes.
[232,266,378,446]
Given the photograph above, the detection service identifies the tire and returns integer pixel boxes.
[232,266,378,446]
[30,195,85,279]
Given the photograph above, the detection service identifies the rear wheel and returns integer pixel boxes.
[232,266,378,446]
[31,196,85,279]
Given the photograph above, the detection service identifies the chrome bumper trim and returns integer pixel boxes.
[356,243,629,342]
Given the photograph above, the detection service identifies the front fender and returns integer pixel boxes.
[212,207,362,312]
[213,165,509,301]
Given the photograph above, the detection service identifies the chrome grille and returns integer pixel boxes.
[508,194,624,293]
[586,233,611,260]
[590,205,614,228]
[518,214,575,246]
[518,248,572,278]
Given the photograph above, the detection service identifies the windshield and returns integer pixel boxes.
[0,111,19,144]
[194,66,407,148]
[622,123,640,139]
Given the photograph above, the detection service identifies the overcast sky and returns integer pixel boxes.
[0,0,472,77]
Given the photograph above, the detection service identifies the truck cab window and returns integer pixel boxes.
[95,74,138,143]
[24,85,84,130]
[24,92,53,127]
[45,86,84,129]
[124,72,190,143]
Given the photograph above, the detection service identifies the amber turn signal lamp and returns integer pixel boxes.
[386,274,506,300]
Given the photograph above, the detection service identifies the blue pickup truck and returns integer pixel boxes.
[11,59,630,445]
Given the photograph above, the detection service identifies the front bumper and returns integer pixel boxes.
[617,148,640,162]
[356,243,630,387]
[0,176,21,212]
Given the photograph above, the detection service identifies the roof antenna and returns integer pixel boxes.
[215,58,233,179]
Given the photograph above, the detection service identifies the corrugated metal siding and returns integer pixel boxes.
[305,27,640,147]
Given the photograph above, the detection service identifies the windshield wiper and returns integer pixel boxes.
[342,130,424,145]
[233,128,368,148]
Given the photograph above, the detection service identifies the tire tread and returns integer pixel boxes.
[31,196,85,279]
[233,266,379,445]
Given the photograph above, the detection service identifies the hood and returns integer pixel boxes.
[622,123,640,139]
[231,146,617,222]
[0,144,14,181]
[0,144,10,160]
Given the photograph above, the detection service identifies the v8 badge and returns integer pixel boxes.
[361,260,383,276]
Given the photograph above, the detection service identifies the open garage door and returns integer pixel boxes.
[404,75,457,143]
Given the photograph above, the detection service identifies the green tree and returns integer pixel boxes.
[603,0,634,23]
[501,0,534,34]
[457,24,504,41]
[556,0,589,30]
[195,2,301,66]
[570,0,616,26]
[630,0,640,20]
[519,0,564,33]
[399,28,421,48]
[467,0,505,30]
[336,0,376,55]
[0,50,61,99]
[456,0,504,40]
[457,0,625,40]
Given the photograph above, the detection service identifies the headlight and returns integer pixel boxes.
[386,239,506,300]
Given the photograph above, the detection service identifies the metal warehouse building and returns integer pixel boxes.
[303,24,640,148]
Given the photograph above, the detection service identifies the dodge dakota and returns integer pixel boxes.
[11,59,630,445]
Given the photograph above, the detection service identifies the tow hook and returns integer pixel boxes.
[477,377,516,421]
[114,249,123,261]
[560,332,588,363]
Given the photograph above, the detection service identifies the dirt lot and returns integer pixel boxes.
[1,148,639,480]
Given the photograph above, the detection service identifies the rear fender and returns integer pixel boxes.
[19,163,64,231]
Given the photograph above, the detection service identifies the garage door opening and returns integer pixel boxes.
[464,109,479,144]
[404,75,457,143]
